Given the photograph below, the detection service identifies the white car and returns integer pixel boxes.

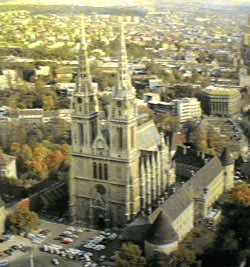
[63,231,72,236]
[66,226,76,232]
[52,258,60,265]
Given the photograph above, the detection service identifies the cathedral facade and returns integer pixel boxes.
[69,19,175,228]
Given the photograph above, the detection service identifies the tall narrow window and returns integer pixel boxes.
[104,164,108,180]
[91,120,96,142]
[78,123,84,146]
[93,162,97,179]
[118,127,123,150]
[99,163,103,180]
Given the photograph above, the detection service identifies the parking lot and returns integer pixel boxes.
[1,220,119,267]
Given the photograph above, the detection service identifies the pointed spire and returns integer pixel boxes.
[78,15,92,94]
[116,21,135,96]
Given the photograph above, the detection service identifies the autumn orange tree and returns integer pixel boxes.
[10,142,70,181]
[7,206,40,233]
[232,185,250,207]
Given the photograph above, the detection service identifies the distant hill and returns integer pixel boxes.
[1,0,133,7]
[0,3,146,16]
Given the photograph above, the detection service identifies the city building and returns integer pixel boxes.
[143,92,160,103]
[148,100,174,115]
[147,97,202,123]
[201,85,241,117]
[0,154,17,179]
[172,98,201,123]
[69,20,175,228]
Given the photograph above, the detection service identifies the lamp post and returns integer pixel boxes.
[29,245,36,267]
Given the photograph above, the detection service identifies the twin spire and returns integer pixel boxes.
[117,22,134,96]
[77,16,92,94]
[77,16,135,98]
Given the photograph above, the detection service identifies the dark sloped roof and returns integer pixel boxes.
[137,121,160,150]
[220,147,234,166]
[190,157,223,197]
[120,215,151,242]
[146,210,178,245]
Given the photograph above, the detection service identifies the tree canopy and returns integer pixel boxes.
[115,243,146,267]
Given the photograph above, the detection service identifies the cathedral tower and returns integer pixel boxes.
[109,22,137,160]
[70,19,172,228]
[70,16,99,221]
[71,16,98,155]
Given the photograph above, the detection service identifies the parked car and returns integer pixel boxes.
[52,258,60,265]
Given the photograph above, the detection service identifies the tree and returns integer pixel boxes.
[115,243,146,267]
[7,206,40,233]
[149,252,177,267]
[157,115,180,134]
[232,185,250,207]
[47,149,65,174]
[172,246,197,266]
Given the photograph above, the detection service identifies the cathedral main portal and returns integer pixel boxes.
[91,184,112,229]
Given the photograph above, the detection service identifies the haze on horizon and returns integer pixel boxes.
[1,0,250,7]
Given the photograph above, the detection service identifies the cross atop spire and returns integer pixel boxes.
[77,15,92,94]
[116,21,135,97]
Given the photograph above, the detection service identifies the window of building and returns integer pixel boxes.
[93,162,97,178]
[104,164,108,180]
[91,120,96,143]
[118,127,123,150]
[99,163,103,180]
[78,123,84,146]
[93,162,108,180]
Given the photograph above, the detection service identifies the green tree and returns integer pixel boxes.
[115,243,146,267]
[149,252,177,267]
